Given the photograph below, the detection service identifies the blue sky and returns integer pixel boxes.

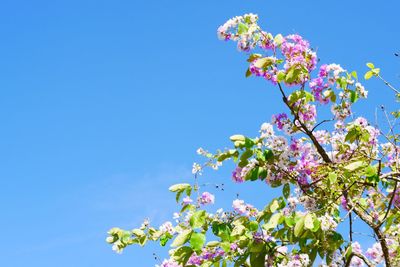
[0,0,399,266]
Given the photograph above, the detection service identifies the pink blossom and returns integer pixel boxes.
[200,192,215,205]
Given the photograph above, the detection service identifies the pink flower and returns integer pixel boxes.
[200,192,215,205]
[182,196,193,206]
[156,259,181,267]
[232,167,244,183]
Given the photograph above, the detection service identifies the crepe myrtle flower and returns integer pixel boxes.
[349,242,364,267]
[232,199,258,217]
[192,163,202,175]
[187,254,203,266]
[200,192,215,205]
[156,259,181,267]
[366,243,384,264]
[182,196,193,206]
[232,167,244,183]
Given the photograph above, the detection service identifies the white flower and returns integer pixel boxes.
[260,122,275,138]
[159,221,175,235]
[319,214,338,231]
[192,163,202,175]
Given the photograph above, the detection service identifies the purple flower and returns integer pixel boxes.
[230,243,238,251]
[182,196,193,206]
[156,259,181,267]
[187,254,203,266]
[318,64,328,78]
[232,167,244,183]
[200,192,215,205]
[341,196,348,210]
[272,113,289,130]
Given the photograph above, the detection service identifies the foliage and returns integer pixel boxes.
[107,13,400,267]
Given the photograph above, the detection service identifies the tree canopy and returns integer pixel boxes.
[107,13,400,267]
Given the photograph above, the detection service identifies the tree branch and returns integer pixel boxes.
[378,181,398,227]
[345,252,375,267]
[277,82,332,164]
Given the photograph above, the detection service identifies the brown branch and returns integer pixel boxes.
[349,212,353,242]
[378,181,398,228]
[311,119,333,132]
[277,82,332,164]
[378,74,400,95]
[347,198,392,267]
[373,229,392,267]
[345,252,374,267]
[380,171,400,180]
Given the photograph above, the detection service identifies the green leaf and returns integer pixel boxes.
[364,70,373,80]
[349,90,358,103]
[237,22,249,34]
[212,223,231,242]
[171,229,192,247]
[372,68,380,75]
[253,57,275,69]
[172,246,193,265]
[190,210,207,229]
[345,127,359,143]
[250,252,266,267]
[258,167,268,180]
[169,183,191,192]
[283,184,290,199]
[270,199,279,213]
[304,213,314,230]
[288,90,315,105]
[206,241,220,247]
[351,71,358,80]
[247,53,262,62]
[285,216,295,227]
[160,233,172,246]
[230,134,246,142]
[344,160,365,171]
[277,71,286,82]
[231,224,246,236]
[365,165,379,183]
[234,253,249,267]
[366,62,375,69]
[138,235,148,246]
[274,34,284,46]
[365,165,377,177]
[132,229,145,237]
[328,173,337,184]
[240,149,253,163]
[245,68,252,78]
[176,191,183,203]
[309,247,318,265]
[263,150,274,161]
[264,213,282,230]
[285,68,301,83]
[359,198,367,208]
[311,218,321,232]
[190,232,206,251]
[294,216,305,237]
[248,221,259,232]
[244,167,259,181]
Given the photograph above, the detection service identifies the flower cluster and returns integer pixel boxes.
[108,13,400,267]
[156,259,181,267]
[232,199,258,217]
[217,13,259,51]
[350,242,364,267]
[277,253,310,267]
[199,192,215,205]
[187,248,225,266]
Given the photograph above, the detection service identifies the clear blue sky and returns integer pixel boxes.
[0,0,399,266]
